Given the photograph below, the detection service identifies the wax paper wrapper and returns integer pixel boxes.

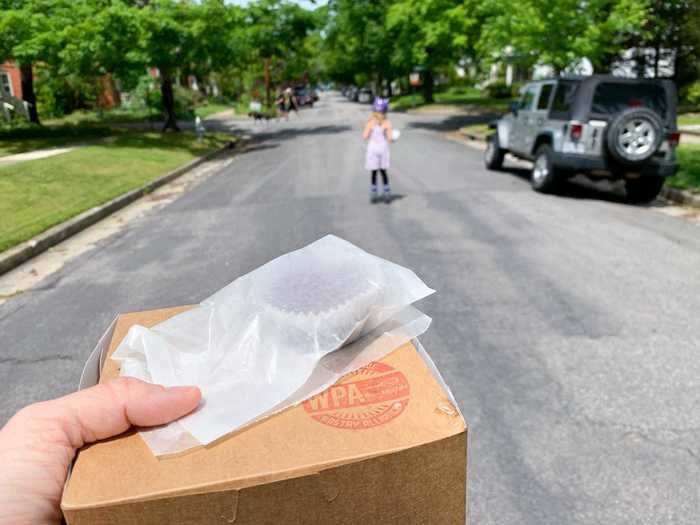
[111,235,434,454]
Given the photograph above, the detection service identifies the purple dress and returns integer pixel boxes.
[365,123,390,171]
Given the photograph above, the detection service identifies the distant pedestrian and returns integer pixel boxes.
[363,97,393,203]
[276,87,298,121]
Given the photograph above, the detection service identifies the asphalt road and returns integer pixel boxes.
[2,94,700,524]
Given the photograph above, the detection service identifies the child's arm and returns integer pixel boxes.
[384,120,393,143]
[362,120,373,140]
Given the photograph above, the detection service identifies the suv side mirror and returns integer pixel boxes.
[510,101,519,116]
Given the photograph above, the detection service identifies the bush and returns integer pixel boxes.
[683,81,700,109]
[485,80,512,99]
[125,76,197,120]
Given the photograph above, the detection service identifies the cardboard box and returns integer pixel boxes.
[62,306,468,524]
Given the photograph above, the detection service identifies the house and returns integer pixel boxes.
[0,61,22,99]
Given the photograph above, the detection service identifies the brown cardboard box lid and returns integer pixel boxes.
[62,306,466,511]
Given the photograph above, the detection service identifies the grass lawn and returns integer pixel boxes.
[0,131,232,253]
[0,126,113,157]
[0,102,235,158]
[679,113,700,127]
[667,145,700,193]
[392,87,510,113]
[195,102,232,119]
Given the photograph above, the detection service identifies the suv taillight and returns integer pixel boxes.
[667,131,680,147]
[570,123,583,141]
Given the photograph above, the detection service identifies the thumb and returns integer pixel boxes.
[52,377,201,448]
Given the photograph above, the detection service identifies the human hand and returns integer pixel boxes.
[0,378,201,525]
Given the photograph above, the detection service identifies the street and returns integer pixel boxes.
[2,93,700,524]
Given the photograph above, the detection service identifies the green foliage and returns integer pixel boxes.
[0,131,232,252]
[475,0,649,73]
[667,145,700,193]
[683,81,700,109]
[484,80,512,99]
[387,0,475,100]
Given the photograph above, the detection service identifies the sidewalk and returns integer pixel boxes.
[0,146,82,165]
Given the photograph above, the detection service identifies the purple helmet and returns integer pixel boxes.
[372,97,389,113]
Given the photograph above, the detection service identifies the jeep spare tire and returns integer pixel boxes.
[606,107,663,165]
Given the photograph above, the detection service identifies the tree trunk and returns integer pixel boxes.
[386,78,392,98]
[20,63,40,125]
[264,57,271,109]
[422,69,434,103]
[161,74,180,132]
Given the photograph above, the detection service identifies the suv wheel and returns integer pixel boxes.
[531,145,560,193]
[625,176,665,204]
[484,133,505,170]
[607,108,664,165]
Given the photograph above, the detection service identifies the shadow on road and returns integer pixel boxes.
[406,114,500,132]
[369,193,406,204]
[237,143,280,155]
[252,125,352,143]
[497,166,658,206]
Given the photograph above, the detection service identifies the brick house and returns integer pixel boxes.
[0,61,22,99]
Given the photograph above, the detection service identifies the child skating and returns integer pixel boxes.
[363,97,393,203]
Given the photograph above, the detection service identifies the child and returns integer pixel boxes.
[363,97,393,203]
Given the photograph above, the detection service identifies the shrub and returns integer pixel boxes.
[485,80,512,99]
[683,81,700,109]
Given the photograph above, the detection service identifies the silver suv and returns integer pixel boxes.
[485,75,680,202]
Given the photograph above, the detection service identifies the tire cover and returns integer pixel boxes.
[606,107,663,165]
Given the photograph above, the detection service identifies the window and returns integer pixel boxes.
[536,84,554,110]
[549,80,579,119]
[519,86,537,111]
[591,82,667,118]
[0,72,12,97]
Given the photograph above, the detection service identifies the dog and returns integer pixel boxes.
[248,111,272,124]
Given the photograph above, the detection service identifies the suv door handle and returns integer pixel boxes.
[536,118,544,126]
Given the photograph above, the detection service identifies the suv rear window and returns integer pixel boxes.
[591,82,667,118]
[549,81,578,119]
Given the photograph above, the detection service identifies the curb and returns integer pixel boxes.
[660,186,700,208]
[0,141,237,276]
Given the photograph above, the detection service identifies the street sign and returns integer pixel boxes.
[409,72,421,87]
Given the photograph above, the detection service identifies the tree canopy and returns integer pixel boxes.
[0,0,698,126]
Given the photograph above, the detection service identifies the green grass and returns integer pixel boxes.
[43,107,153,127]
[194,103,232,119]
[679,113,700,127]
[392,87,511,113]
[667,145,700,193]
[0,102,234,158]
[0,131,233,252]
[0,126,113,157]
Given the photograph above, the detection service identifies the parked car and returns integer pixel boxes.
[347,86,359,102]
[293,86,314,107]
[358,88,373,103]
[485,75,680,203]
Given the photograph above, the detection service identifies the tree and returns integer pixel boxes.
[475,0,649,75]
[245,0,316,107]
[137,0,199,131]
[0,0,74,123]
[322,0,397,95]
[188,0,247,95]
[57,1,144,104]
[387,0,474,102]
